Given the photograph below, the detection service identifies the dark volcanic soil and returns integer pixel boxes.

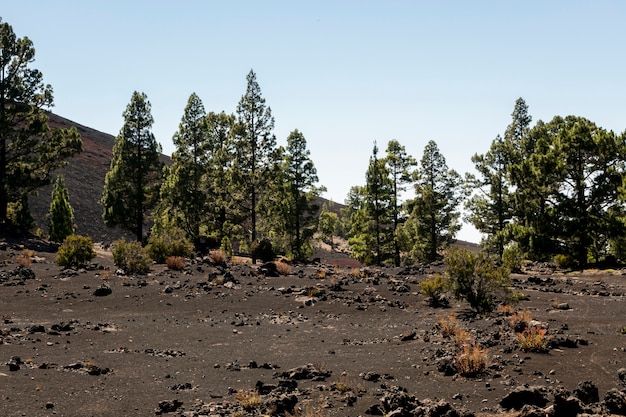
[1,238,626,417]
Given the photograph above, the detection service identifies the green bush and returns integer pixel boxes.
[112,240,151,274]
[445,247,511,313]
[146,227,194,264]
[56,235,96,268]
[220,236,233,258]
[251,239,275,263]
[554,253,575,269]
[502,242,523,273]
[420,274,447,306]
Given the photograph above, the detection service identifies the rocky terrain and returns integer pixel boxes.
[2,235,626,416]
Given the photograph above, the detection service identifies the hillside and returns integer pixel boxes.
[28,113,345,245]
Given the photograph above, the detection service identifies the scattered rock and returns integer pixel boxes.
[93,285,112,296]
[500,385,549,410]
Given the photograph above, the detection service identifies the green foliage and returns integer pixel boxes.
[278,129,324,262]
[0,18,82,223]
[403,140,466,263]
[146,227,194,264]
[501,242,524,273]
[318,203,340,248]
[445,247,511,313]
[220,236,233,257]
[553,253,575,269]
[7,197,34,231]
[233,70,281,257]
[344,143,395,265]
[251,239,275,263]
[101,91,162,242]
[48,174,74,242]
[420,274,447,306]
[112,239,151,274]
[56,235,96,268]
[385,139,417,266]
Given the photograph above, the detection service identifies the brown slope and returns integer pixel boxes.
[29,113,130,242]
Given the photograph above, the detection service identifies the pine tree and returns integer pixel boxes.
[205,111,237,242]
[280,129,324,262]
[404,140,465,263]
[101,91,162,242]
[465,134,513,258]
[233,70,279,261]
[0,18,81,226]
[318,202,340,250]
[385,139,416,266]
[157,93,209,242]
[48,174,74,242]
[345,143,394,265]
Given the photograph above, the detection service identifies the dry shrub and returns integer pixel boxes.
[496,304,515,316]
[231,256,251,264]
[455,344,488,377]
[17,253,32,267]
[275,261,291,275]
[166,256,185,271]
[209,249,227,265]
[437,314,459,338]
[306,287,321,298]
[508,310,532,331]
[453,329,474,347]
[517,325,550,352]
[316,269,327,279]
[234,390,263,411]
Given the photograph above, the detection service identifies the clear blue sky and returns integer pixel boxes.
[4,1,626,243]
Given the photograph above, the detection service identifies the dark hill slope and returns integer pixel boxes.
[29,113,129,242]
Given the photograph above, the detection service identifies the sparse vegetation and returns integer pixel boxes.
[445,247,511,313]
[112,239,151,274]
[455,343,489,377]
[56,235,96,268]
[275,260,291,275]
[437,314,460,338]
[165,256,185,271]
[234,390,263,411]
[209,249,227,265]
[146,227,194,264]
[517,325,550,352]
[502,242,524,273]
[420,273,447,306]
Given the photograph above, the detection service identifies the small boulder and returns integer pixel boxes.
[500,386,549,410]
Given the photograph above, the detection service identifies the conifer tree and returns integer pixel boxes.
[101,91,162,242]
[345,143,393,265]
[403,140,465,263]
[385,140,416,266]
[465,134,513,258]
[280,129,323,262]
[233,70,279,261]
[0,18,81,226]
[157,93,208,242]
[48,174,74,242]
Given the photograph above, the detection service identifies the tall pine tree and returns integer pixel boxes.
[233,70,279,261]
[102,91,162,242]
[403,140,465,263]
[385,140,416,266]
[0,18,81,227]
[157,93,209,242]
[280,129,323,262]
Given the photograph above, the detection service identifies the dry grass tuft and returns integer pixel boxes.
[209,249,227,264]
[234,390,263,411]
[17,253,32,267]
[275,261,291,275]
[437,314,460,338]
[455,343,488,377]
[165,256,185,271]
[517,325,550,352]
